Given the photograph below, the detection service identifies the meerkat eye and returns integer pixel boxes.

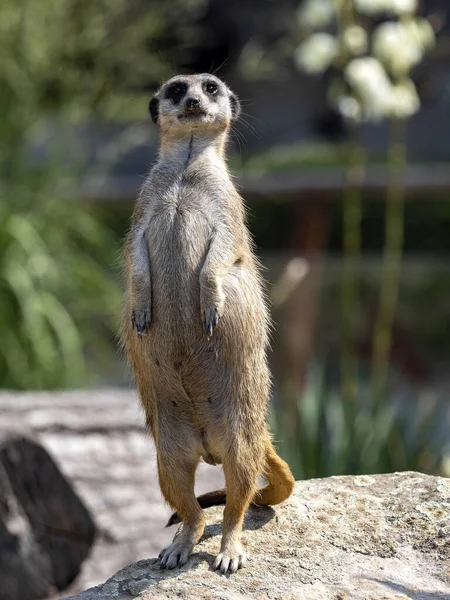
[165,81,187,103]
[205,82,218,95]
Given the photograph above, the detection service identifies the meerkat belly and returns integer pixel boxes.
[147,207,210,330]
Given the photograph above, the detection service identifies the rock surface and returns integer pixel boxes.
[65,472,450,600]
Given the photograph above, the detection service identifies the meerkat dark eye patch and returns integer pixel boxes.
[149,97,159,124]
[165,81,188,104]
[230,93,241,120]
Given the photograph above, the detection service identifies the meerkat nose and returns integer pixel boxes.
[185,97,200,109]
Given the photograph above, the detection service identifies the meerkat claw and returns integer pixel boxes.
[213,550,246,574]
[202,308,220,338]
[131,310,151,338]
[159,540,194,569]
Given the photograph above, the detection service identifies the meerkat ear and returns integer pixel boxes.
[149,96,159,124]
[230,93,241,120]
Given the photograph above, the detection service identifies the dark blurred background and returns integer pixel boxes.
[1,0,449,597]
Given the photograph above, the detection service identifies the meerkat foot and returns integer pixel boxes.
[158,538,195,569]
[131,308,151,338]
[213,541,246,574]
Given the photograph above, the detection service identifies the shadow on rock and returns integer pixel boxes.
[244,505,276,530]
[368,578,450,600]
[197,504,276,543]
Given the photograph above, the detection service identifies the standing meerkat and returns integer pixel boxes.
[122,73,294,574]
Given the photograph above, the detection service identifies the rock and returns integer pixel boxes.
[0,390,225,595]
[64,472,450,600]
[0,435,96,600]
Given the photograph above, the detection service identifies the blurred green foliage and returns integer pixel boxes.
[272,368,444,479]
[0,0,204,122]
[0,180,120,389]
[0,0,204,388]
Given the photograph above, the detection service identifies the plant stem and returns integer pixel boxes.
[340,126,364,410]
[370,118,406,404]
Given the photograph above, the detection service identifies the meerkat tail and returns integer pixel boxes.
[253,439,295,507]
[165,440,294,526]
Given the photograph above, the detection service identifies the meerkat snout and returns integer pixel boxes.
[185,96,201,110]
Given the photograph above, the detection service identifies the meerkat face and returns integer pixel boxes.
[149,74,240,133]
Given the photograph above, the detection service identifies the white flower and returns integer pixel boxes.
[337,96,362,121]
[345,57,393,120]
[295,34,338,74]
[389,0,418,15]
[403,18,436,52]
[298,0,334,29]
[355,0,417,15]
[373,21,423,76]
[354,0,387,16]
[390,79,420,118]
[327,78,362,122]
[342,25,368,56]
[345,59,421,120]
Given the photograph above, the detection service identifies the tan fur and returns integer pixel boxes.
[121,74,294,574]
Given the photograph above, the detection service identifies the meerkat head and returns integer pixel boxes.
[149,73,241,135]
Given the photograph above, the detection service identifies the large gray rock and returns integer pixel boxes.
[64,472,450,600]
[0,435,96,600]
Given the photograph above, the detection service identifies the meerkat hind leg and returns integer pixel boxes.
[157,451,204,569]
[214,451,259,574]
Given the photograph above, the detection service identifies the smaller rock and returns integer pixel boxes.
[0,435,96,600]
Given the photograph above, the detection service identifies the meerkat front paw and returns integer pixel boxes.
[213,541,246,574]
[131,307,151,338]
[202,304,221,338]
[200,283,224,338]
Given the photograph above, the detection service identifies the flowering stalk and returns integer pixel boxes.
[340,124,364,410]
[295,0,435,415]
[370,118,406,404]
[334,1,365,418]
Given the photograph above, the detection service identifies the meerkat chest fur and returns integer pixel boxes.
[150,133,233,226]
[145,141,240,328]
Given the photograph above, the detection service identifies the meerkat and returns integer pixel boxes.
[121,73,295,574]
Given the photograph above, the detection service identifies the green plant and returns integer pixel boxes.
[370,119,406,401]
[0,0,203,388]
[271,367,444,479]
[0,172,121,389]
